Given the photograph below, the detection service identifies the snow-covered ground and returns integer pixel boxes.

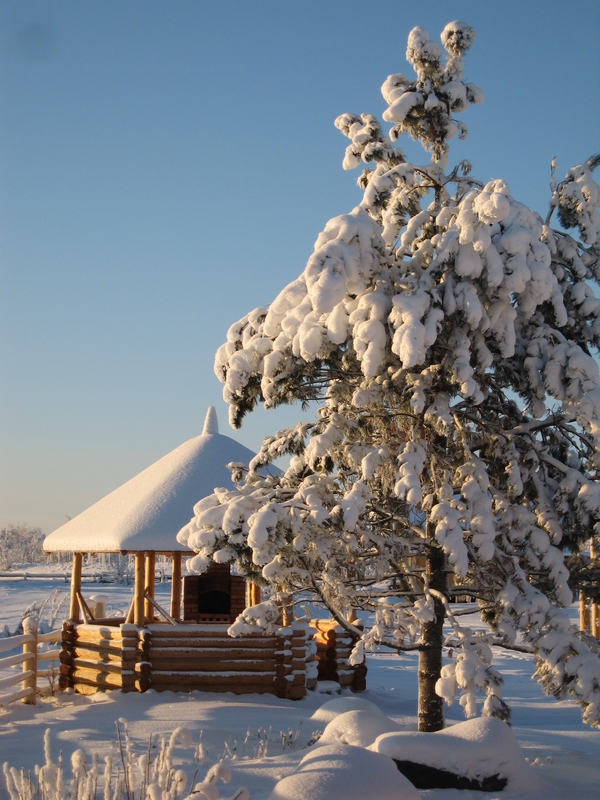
[1,577,599,799]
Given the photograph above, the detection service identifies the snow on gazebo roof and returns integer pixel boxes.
[43,407,256,554]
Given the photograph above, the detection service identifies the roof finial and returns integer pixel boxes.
[202,406,219,435]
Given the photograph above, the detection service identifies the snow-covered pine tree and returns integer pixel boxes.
[178,21,600,731]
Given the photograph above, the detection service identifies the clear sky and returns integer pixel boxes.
[1,0,599,534]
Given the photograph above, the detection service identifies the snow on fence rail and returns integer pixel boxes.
[0,568,170,583]
[0,571,117,583]
[0,618,62,708]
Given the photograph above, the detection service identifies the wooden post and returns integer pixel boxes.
[145,552,156,621]
[590,539,599,639]
[69,553,83,623]
[280,592,293,627]
[247,582,261,607]
[134,553,145,627]
[580,591,591,634]
[171,552,182,620]
[22,616,37,705]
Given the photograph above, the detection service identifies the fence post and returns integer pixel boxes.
[22,616,38,704]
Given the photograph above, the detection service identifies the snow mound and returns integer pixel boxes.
[268,743,420,800]
[369,716,541,792]
[320,709,403,748]
[309,695,384,727]
[313,680,341,695]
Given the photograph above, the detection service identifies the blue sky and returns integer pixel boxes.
[1,0,599,533]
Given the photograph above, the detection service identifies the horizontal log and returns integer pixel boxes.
[150,637,277,650]
[0,671,34,693]
[150,671,274,686]
[287,685,306,700]
[72,667,123,688]
[147,625,274,639]
[74,636,123,651]
[72,658,123,675]
[38,630,62,644]
[148,645,277,659]
[148,625,230,635]
[291,647,308,658]
[0,634,35,655]
[73,646,123,663]
[72,682,102,696]
[0,652,30,670]
[73,626,122,641]
[0,686,34,705]
[37,648,62,661]
[151,683,275,695]
[150,658,277,672]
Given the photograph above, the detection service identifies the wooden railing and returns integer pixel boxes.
[0,618,62,708]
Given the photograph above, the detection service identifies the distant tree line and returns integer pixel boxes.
[0,524,47,570]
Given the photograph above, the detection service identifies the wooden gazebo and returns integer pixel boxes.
[43,408,260,628]
[42,409,318,698]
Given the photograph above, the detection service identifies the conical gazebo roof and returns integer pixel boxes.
[43,408,256,554]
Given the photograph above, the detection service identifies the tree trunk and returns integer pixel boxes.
[418,545,447,732]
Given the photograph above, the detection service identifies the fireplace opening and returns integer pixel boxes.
[198,589,231,616]
[182,564,247,624]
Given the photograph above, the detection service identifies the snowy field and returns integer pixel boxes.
[1,577,599,799]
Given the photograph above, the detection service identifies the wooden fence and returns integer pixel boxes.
[0,618,62,708]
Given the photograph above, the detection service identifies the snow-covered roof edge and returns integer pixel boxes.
[43,408,258,553]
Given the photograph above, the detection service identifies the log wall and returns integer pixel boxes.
[60,622,317,700]
[59,623,150,694]
[309,620,367,692]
